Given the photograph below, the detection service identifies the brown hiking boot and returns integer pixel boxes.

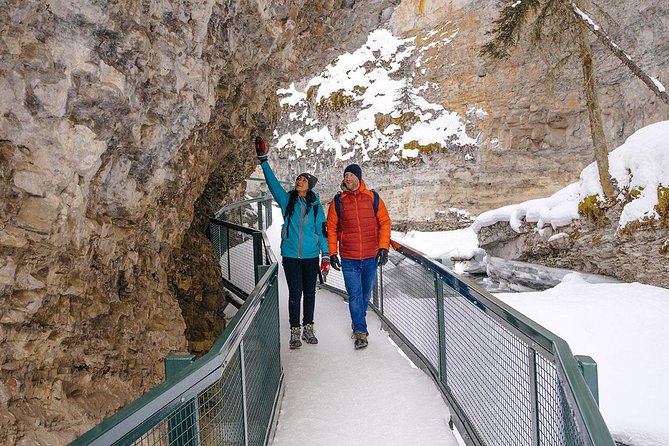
[290,327,302,349]
[353,332,368,349]
[301,324,319,344]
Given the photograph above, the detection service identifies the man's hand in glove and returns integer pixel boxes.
[376,248,389,266]
[330,254,341,271]
[255,135,268,162]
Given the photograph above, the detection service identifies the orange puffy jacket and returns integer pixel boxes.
[326,180,391,260]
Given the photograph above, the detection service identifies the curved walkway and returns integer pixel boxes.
[266,207,459,446]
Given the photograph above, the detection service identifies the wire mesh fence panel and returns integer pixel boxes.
[216,228,256,295]
[442,283,535,446]
[379,254,440,370]
[215,198,273,231]
[125,419,170,446]
[242,281,282,446]
[196,349,246,446]
[218,204,259,229]
[322,267,347,295]
[536,354,591,446]
[123,396,202,446]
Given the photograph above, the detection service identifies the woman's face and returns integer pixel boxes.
[295,176,309,195]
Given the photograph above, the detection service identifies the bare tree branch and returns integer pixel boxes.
[571,3,669,107]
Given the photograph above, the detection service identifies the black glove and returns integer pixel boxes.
[330,254,341,271]
[255,135,268,162]
[376,248,388,266]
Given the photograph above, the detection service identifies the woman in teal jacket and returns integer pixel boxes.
[257,138,329,349]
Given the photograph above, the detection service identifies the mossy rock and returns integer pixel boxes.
[577,195,608,227]
[403,140,444,153]
[306,85,320,102]
[656,186,669,219]
[374,112,419,132]
[317,89,353,110]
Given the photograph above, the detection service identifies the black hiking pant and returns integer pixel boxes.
[282,257,320,328]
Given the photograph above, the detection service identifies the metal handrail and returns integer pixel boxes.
[401,245,614,446]
[321,239,615,446]
[70,259,277,445]
[215,196,272,220]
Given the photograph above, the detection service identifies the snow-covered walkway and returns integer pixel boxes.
[266,207,458,446]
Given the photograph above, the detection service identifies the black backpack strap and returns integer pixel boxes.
[336,190,377,215]
[334,192,342,217]
[371,190,379,214]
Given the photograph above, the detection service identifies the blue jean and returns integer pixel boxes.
[341,257,378,335]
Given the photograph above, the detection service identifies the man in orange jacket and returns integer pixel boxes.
[326,163,391,349]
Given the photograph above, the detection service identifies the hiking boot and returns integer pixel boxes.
[301,324,319,344]
[351,323,369,339]
[353,332,368,349]
[289,327,302,349]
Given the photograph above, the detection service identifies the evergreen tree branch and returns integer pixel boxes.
[480,0,541,59]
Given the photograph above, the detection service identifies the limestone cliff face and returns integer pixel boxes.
[0,0,398,443]
[271,0,668,223]
[392,0,669,215]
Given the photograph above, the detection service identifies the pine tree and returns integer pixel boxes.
[394,76,418,114]
[481,0,619,200]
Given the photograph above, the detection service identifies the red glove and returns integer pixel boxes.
[255,136,268,161]
[320,257,331,280]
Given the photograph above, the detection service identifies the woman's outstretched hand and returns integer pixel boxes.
[255,136,268,162]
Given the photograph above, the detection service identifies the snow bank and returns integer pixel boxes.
[474,120,669,232]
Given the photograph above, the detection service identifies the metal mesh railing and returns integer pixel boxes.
[215,196,273,231]
[442,280,534,445]
[379,253,440,370]
[209,221,261,297]
[319,242,614,446]
[72,200,282,446]
[197,350,245,446]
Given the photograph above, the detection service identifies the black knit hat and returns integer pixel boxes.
[344,163,362,180]
[297,173,318,190]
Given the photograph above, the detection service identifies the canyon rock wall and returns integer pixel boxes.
[0,0,398,443]
[267,0,669,287]
[271,0,669,223]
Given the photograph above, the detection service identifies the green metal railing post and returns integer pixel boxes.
[252,233,264,284]
[528,348,541,446]
[265,194,273,228]
[257,201,264,230]
[434,268,447,384]
[164,355,199,446]
[575,355,600,405]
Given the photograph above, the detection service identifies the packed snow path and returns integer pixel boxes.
[266,208,459,446]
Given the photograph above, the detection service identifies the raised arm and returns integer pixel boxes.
[260,161,289,211]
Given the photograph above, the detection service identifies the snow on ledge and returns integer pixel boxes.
[473,120,669,233]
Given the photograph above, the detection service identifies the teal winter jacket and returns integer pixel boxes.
[261,161,329,259]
